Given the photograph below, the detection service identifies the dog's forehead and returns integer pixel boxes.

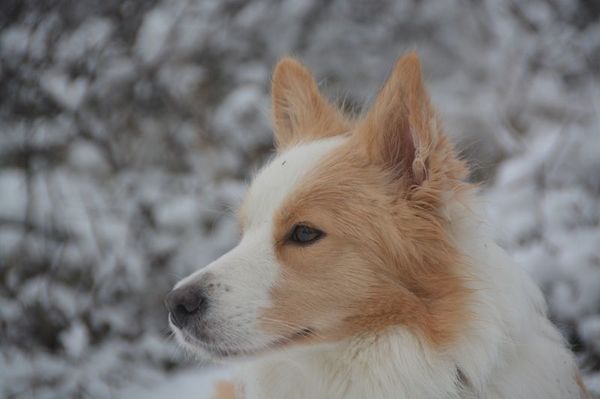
[243,137,346,229]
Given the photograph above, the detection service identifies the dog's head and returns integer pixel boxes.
[167,53,470,361]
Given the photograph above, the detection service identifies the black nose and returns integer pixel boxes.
[165,286,207,328]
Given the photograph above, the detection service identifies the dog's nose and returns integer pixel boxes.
[165,286,207,328]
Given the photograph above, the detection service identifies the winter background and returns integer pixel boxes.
[1,0,599,398]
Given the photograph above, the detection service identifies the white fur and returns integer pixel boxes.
[172,137,584,398]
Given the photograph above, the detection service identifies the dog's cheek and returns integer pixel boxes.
[258,243,363,339]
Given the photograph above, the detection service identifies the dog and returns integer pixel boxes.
[166,52,589,399]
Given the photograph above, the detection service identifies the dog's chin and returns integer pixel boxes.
[168,316,315,362]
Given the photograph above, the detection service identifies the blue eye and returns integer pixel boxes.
[288,225,324,245]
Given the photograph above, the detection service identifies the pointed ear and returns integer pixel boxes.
[356,52,439,185]
[271,58,348,150]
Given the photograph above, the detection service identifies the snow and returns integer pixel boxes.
[41,71,88,110]
[55,18,113,63]
[68,140,110,176]
[60,321,90,359]
[116,367,232,399]
[1,0,599,398]
[135,7,180,65]
[213,85,271,150]
[0,25,30,58]
[0,169,27,220]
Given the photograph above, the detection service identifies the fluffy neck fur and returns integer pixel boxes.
[236,194,583,399]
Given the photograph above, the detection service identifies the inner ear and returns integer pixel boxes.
[355,52,436,185]
[271,58,348,151]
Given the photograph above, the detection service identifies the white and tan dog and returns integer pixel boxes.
[166,53,588,399]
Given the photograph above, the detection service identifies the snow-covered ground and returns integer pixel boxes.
[1,0,599,397]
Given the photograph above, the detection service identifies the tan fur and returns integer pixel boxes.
[212,380,237,399]
[260,53,472,348]
[271,58,348,150]
[576,372,591,398]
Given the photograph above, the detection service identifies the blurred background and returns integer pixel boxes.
[1,0,599,398]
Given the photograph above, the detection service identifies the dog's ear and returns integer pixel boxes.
[356,52,441,186]
[271,58,347,151]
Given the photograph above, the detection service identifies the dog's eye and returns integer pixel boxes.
[288,224,324,245]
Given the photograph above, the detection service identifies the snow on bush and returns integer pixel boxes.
[0,0,598,397]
